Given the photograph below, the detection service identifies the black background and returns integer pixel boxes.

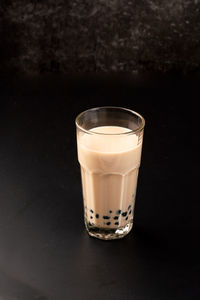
[1,0,200,74]
[0,76,199,299]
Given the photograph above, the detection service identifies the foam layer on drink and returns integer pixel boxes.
[77,126,142,228]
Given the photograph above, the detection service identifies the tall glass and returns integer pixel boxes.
[75,107,145,240]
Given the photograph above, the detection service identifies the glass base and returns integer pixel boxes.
[85,221,133,240]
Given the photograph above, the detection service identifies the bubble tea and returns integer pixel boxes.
[76,107,145,240]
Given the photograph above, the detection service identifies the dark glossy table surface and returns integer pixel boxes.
[0,76,199,300]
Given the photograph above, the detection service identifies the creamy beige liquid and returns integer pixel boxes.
[77,126,143,228]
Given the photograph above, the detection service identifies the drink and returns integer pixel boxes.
[76,107,145,240]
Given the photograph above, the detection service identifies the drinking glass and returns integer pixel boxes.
[75,107,145,240]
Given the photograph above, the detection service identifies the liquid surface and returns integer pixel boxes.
[81,126,138,153]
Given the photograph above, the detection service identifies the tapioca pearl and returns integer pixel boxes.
[90,209,94,213]
[90,216,93,219]
[114,222,119,225]
[109,210,112,213]
[128,205,131,210]
[103,216,110,219]
[125,216,128,220]
[114,216,119,220]
[122,212,127,217]
[106,222,111,226]
[117,210,121,215]
[129,210,132,215]
[96,214,99,218]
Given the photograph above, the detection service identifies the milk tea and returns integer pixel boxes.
[77,126,143,229]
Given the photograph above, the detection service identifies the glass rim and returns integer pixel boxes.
[75,106,145,135]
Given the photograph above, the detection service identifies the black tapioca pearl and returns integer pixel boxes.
[129,210,132,215]
[122,212,127,217]
[109,210,112,213]
[106,222,111,225]
[128,205,131,210]
[117,210,121,215]
[96,214,99,218]
[103,216,110,219]
[90,209,94,213]
[90,216,93,219]
[125,216,128,220]
[115,222,119,225]
[114,216,119,220]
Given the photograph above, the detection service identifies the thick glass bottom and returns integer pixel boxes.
[85,221,133,240]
